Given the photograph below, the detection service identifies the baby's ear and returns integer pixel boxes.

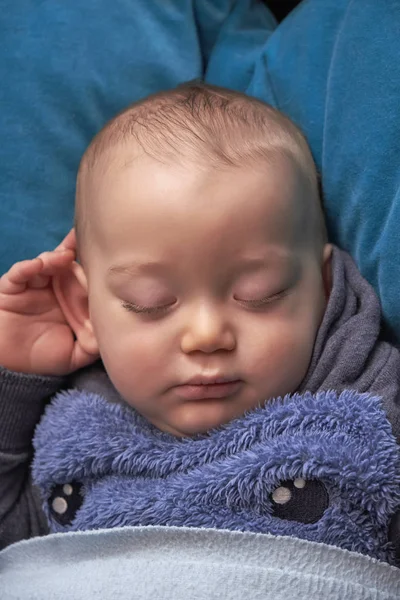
[322,244,333,301]
[53,262,99,356]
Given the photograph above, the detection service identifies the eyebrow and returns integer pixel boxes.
[107,252,293,279]
[107,260,171,278]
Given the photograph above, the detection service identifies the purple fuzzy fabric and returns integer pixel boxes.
[33,389,400,565]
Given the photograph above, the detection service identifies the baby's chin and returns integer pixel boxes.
[147,400,256,438]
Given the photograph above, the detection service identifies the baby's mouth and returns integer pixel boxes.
[174,380,243,401]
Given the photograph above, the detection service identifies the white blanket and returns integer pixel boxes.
[1,526,399,599]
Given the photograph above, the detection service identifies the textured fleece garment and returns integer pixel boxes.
[0,246,400,549]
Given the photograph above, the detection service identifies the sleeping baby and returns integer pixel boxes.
[0,82,399,563]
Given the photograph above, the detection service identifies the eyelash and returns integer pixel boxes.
[121,291,287,316]
[121,301,172,315]
[238,290,288,308]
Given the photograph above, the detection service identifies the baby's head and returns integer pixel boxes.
[60,82,332,436]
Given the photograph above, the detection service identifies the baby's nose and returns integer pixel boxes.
[180,303,236,354]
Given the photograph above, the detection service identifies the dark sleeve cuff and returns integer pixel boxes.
[0,366,65,451]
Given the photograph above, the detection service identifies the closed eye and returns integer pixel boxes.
[121,301,175,315]
[122,290,288,315]
[234,290,288,308]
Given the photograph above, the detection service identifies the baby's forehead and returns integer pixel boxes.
[88,145,306,228]
[79,165,318,277]
[92,157,307,253]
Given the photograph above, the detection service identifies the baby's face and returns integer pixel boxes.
[82,151,330,436]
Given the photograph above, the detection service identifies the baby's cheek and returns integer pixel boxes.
[104,330,169,391]
[248,320,314,390]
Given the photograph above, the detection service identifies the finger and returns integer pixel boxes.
[0,249,75,295]
[29,251,74,288]
[0,285,60,315]
[37,249,75,273]
[0,250,72,294]
[55,229,76,253]
[0,258,44,294]
[28,273,52,290]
